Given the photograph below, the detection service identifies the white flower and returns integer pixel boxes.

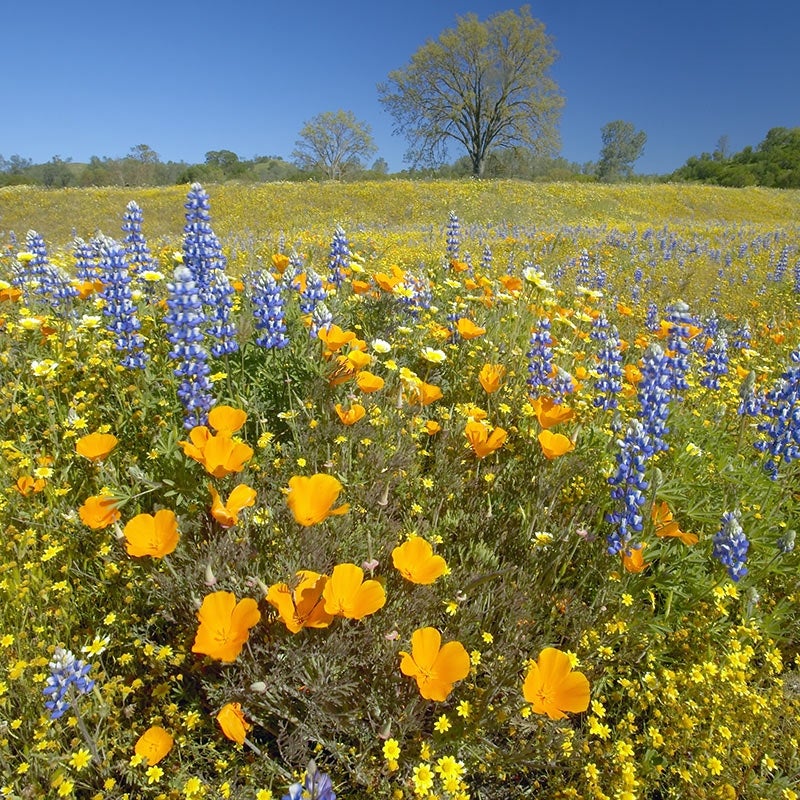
[31,359,58,377]
[371,339,391,354]
[421,347,447,364]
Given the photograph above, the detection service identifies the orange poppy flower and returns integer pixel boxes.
[208,406,247,436]
[179,427,253,478]
[537,430,575,459]
[499,274,523,293]
[478,364,506,394]
[134,725,174,766]
[456,318,486,340]
[271,253,290,274]
[624,363,643,385]
[352,279,372,295]
[16,475,46,496]
[335,403,366,425]
[79,495,122,529]
[192,591,261,663]
[217,702,251,745]
[621,543,649,573]
[530,397,576,429]
[0,286,22,302]
[287,474,350,526]
[522,647,590,720]
[355,370,385,393]
[124,509,180,558]
[374,267,405,292]
[616,302,633,316]
[651,501,698,545]
[322,563,386,619]
[266,570,334,633]
[449,259,469,273]
[424,420,442,435]
[409,381,443,407]
[328,350,372,386]
[76,432,118,462]
[210,484,257,528]
[400,627,470,702]
[465,421,507,459]
[318,324,356,352]
[392,535,447,585]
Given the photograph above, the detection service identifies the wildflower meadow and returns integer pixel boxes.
[0,180,798,799]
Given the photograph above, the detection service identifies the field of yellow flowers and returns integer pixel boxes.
[0,180,798,800]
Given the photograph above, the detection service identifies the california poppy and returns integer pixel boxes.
[400,627,470,702]
[179,427,253,478]
[456,318,486,340]
[537,430,575,459]
[210,484,257,528]
[134,725,174,766]
[355,371,385,393]
[16,475,46,496]
[424,420,442,435]
[465,420,507,459]
[318,324,356,353]
[266,570,334,633]
[287,474,349,526]
[478,364,506,394]
[208,405,247,436]
[523,647,590,720]
[271,253,290,274]
[621,543,649,573]
[79,495,121,529]
[76,432,118,462]
[322,563,386,619]
[191,591,261,663]
[392,535,447,585]
[335,403,366,426]
[124,509,180,558]
[217,702,250,745]
[328,350,372,386]
[651,501,698,546]
[530,397,575,429]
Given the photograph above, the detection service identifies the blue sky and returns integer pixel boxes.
[2,0,798,175]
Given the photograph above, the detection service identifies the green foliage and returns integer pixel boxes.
[292,110,378,181]
[672,126,800,188]
[378,6,563,178]
[596,120,647,182]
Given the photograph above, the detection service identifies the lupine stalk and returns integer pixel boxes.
[712,510,749,581]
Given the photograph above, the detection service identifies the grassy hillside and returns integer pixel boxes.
[2,180,799,249]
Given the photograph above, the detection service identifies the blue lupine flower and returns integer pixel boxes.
[43,646,95,720]
[527,318,554,398]
[700,330,728,390]
[737,371,762,417]
[97,236,148,369]
[297,268,327,337]
[206,269,239,357]
[664,301,693,394]
[645,301,660,332]
[575,248,590,288]
[771,245,789,282]
[481,243,493,272]
[712,510,749,581]
[754,347,800,479]
[606,419,650,556]
[794,257,800,294]
[282,761,336,800]
[637,343,671,455]
[327,225,351,288]
[446,211,460,262]
[550,367,575,403]
[397,273,432,321]
[13,231,78,310]
[732,321,751,349]
[249,270,289,350]
[310,301,334,340]
[183,183,225,303]
[164,265,213,428]
[73,237,100,283]
[593,317,623,410]
[122,200,153,277]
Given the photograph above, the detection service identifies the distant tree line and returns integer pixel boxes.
[669,127,800,188]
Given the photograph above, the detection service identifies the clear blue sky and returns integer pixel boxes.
[2,0,798,175]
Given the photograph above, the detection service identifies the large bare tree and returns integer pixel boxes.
[378,6,563,178]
